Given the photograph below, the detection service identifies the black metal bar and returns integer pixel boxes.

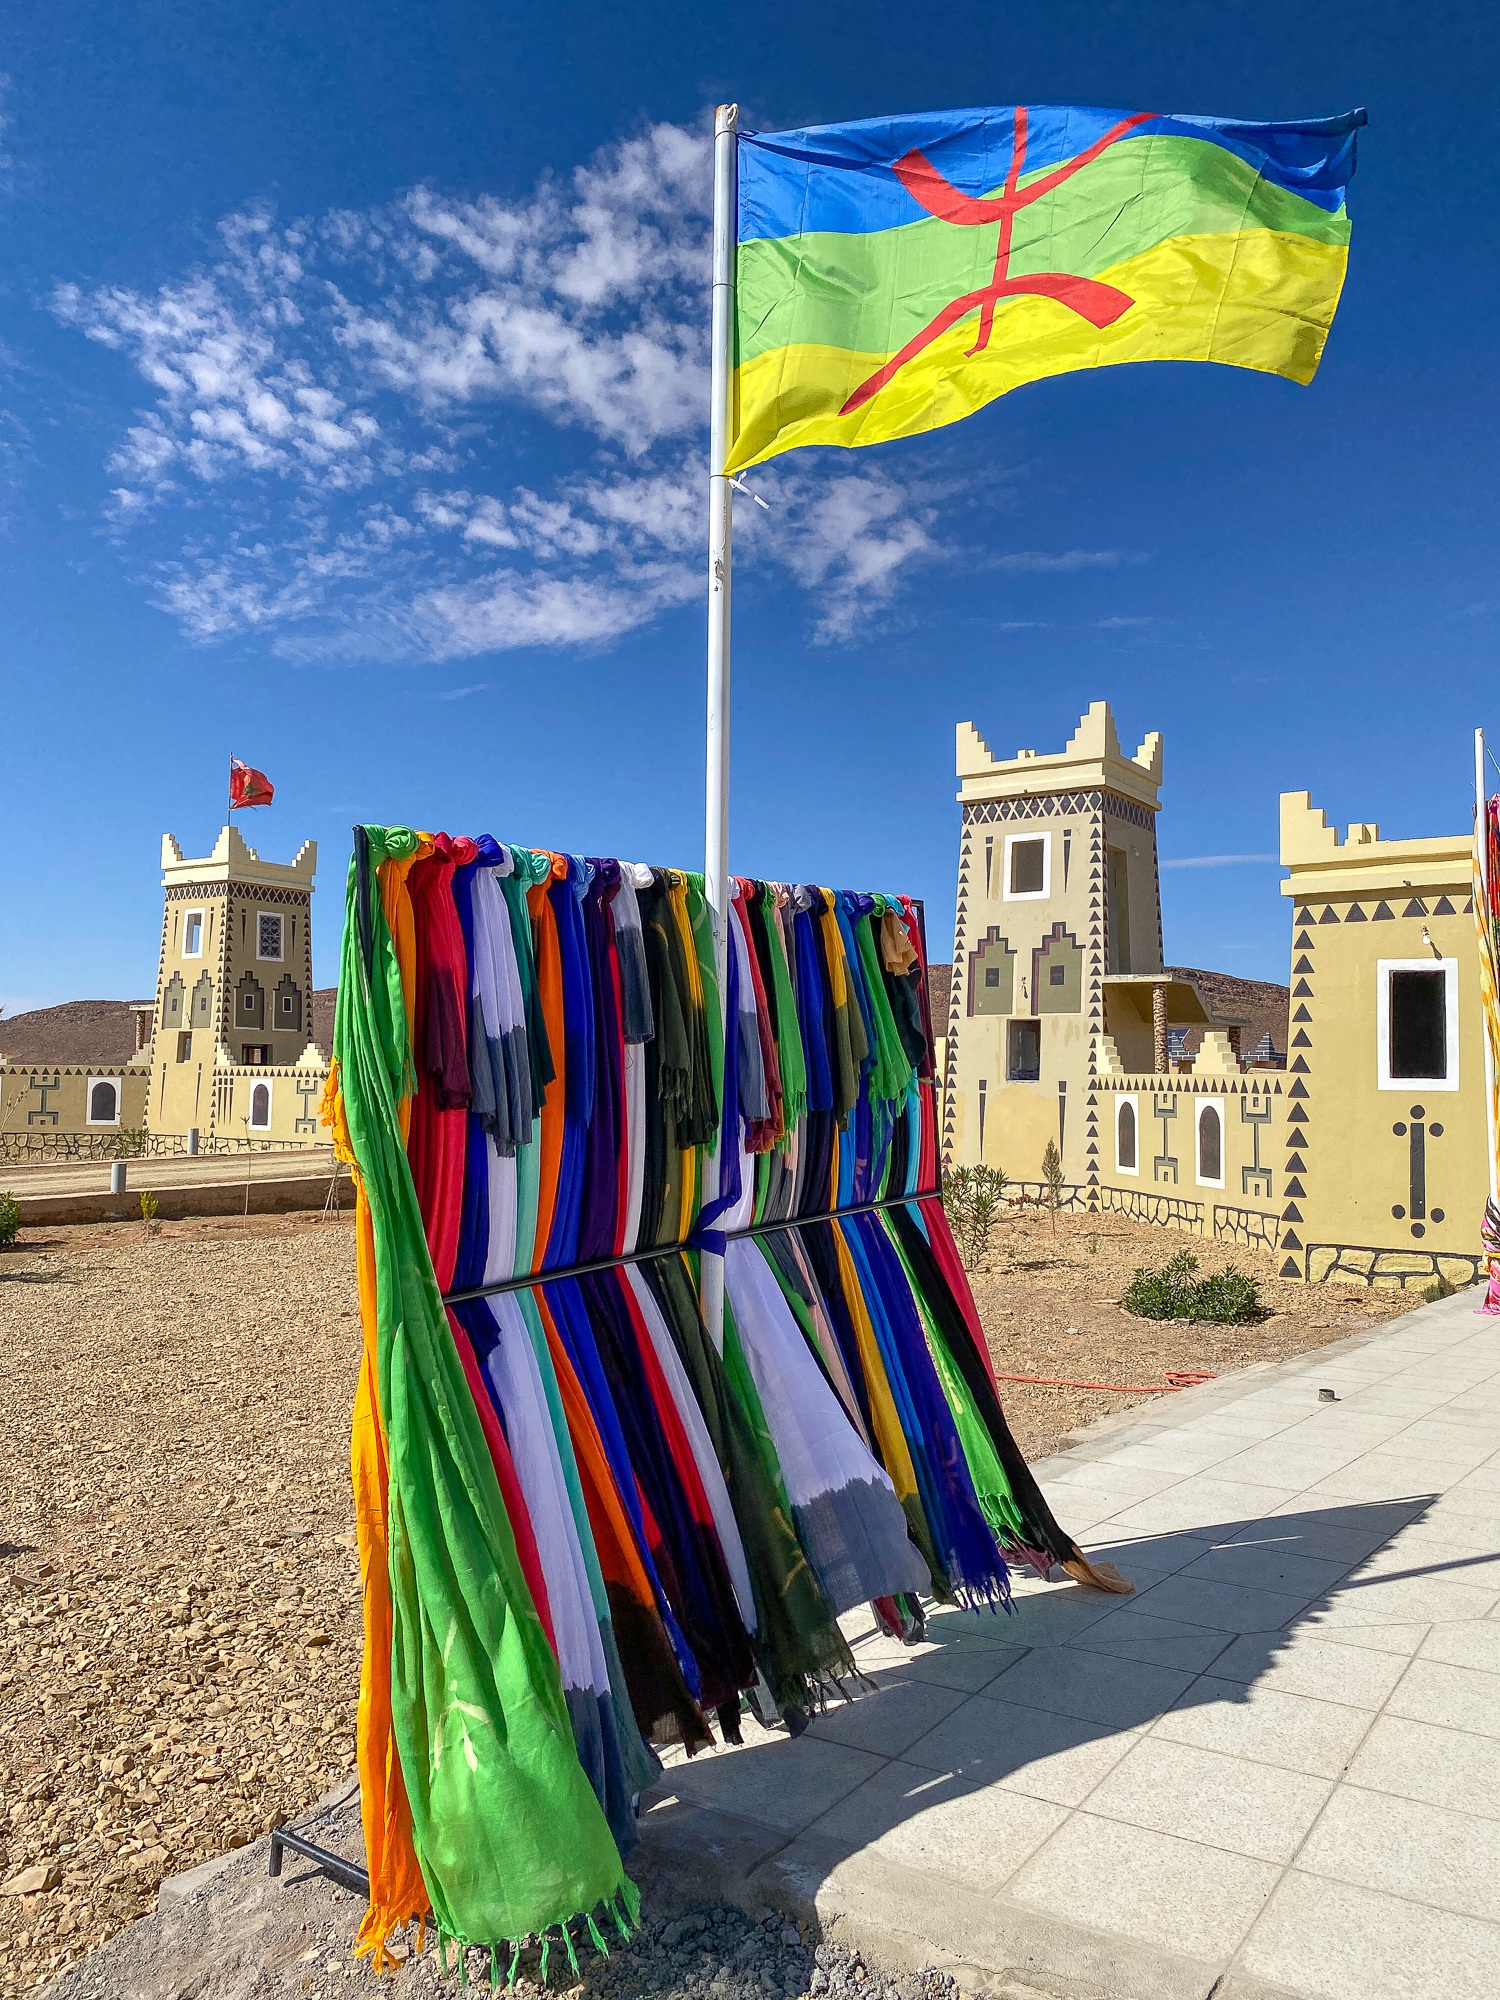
[441,1186,943,1306]
[269,1824,371,1897]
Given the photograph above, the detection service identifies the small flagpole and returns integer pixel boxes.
[1477,727,1498,1204]
[700,102,738,1349]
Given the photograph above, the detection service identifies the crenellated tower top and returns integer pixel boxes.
[957,699,1163,813]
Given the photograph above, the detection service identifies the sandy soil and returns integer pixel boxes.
[0,1214,362,1998]
[0,1203,1418,1993]
[971,1205,1414,1459]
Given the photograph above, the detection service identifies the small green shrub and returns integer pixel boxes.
[115,1128,149,1158]
[139,1190,161,1236]
[1421,1273,1458,1303]
[1121,1249,1261,1324]
[0,1190,19,1247]
[942,1164,1010,1272]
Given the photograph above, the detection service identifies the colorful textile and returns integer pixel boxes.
[329,828,635,1965]
[1474,798,1500,1315]
[330,827,1120,1965]
[728,104,1364,470]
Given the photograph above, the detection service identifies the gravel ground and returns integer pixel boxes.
[1,1202,1417,1996]
[969,1205,1415,1457]
[0,1214,363,1997]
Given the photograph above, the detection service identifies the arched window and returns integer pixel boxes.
[87,1078,120,1126]
[1197,1102,1224,1185]
[1116,1098,1137,1173]
[249,1082,272,1130]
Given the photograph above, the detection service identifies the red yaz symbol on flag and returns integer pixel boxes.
[839,109,1152,415]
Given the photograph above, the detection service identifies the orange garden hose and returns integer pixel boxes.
[993,1369,1218,1394]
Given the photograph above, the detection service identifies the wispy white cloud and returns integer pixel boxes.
[1161,853,1278,869]
[995,548,1147,573]
[54,120,1020,660]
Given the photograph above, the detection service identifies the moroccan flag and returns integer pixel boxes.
[727,104,1364,471]
[229,757,274,810]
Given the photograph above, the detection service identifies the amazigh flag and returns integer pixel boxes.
[229,757,274,810]
[727,104,1364,470]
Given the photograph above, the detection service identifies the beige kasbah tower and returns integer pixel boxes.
[944,701,1163,1198]
[147,825,320,1143]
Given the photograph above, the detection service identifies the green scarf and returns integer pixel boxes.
[334,828,635,1956]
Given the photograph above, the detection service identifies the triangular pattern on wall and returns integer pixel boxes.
[1296,909,1315,926]
[1294,932,1315,950]
[1286,1153,1306,1174]
[1403,898,1428,918]
[1293,980,1313,998]
[1288,1080,1308,1099]
[1293,1004,1312,1022]
[1434,896,1455,916]
[1293,957,1315,975]
[1288,1105,1308,1124]
[1290,1057,1310,1074]
[1280,1256,1302,1278]
[1280,1229,1302,1250]
[1282,1203,1303,1222]
[1285,1178,1306,1198]
[1345,905,1367,922]
[1372,902,1394,920]
[1319,906,1340,925]
[1292,1030,1312,1048]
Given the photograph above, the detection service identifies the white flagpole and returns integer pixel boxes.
[1477,727,1499,1204]
[700,102,738,1347]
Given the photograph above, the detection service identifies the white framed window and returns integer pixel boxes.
[1378,959,1458,1091]
[249,1080,273,1130]
[1003,831,1051,901]
[256,912,284,962]
[182,910,204,958]
[1195,1097,1225,1187]
[1115,1093,1139,1175]
[86,1077,121,1127]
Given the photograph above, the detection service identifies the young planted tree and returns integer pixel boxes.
[1040,1138,1066,1237]
[942,1164,1010,1272]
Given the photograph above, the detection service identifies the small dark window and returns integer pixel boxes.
[250,1082,271,1129]
[176,1032,192,1064]
[89,1080,118,1123]
[1389,970,1447,1080]
[1198,1104,1222,1182]
[1008,1019,1041,1081]
[1118,1100,1137,1170]
[1049,962,1066,986]
[984,966,1000,988]
[258,913,283,959]
[282,992,294,1012]
[1010,839,1045,895]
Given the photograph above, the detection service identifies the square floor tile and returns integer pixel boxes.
[806,1671,970,1758]
[807,1758,1066,1894]
[1128,1571,1310,1634]
[1154,1675,1373,1777]
[1210,1629,1409,1709]
[1346,1712,1500,1821]
[903,1694,1140,1805]
[1238,1863,1500,2000]
[1085,1733,1332,1863]
[1418,1620,1500,1672]
[659,1730,883,1834]
[1103,1477,1299,1540]
[1066,1606,1236,1674]
[1297,1782,1500,1921]
[1005,1811,1279,1963]
[1179,1540,1353,1599]
[1386,1655,1500,1736]
[1313,1569,1497,1626]
[968,1642,1193,1732]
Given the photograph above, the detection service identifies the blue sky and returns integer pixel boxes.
[1,0,1496,1011]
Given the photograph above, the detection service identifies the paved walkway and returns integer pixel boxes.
[640,1287,1500,2000]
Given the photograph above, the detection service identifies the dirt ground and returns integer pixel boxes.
[970,1205,1415,1458]
[0,1203,1419,1994]
[0,1213,363,1998]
